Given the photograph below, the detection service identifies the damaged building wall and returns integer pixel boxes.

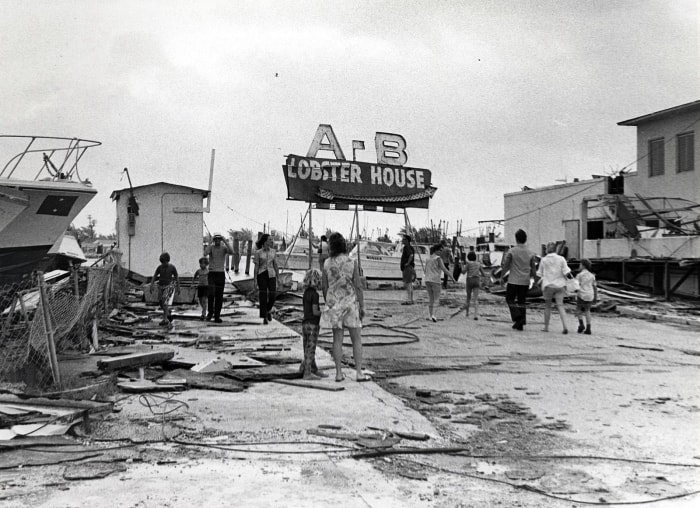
[504,177,607,258]
[619,104,700,205]
[112,183,207,277]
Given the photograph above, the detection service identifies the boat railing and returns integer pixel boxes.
[0,135,101,182]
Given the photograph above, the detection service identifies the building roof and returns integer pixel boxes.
[618,99,700,126]
[110,182,210,200]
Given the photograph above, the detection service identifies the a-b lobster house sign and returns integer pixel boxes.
[283,124,436,209]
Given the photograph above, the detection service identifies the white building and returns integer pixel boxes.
[110,182,209,277]
[504,100,699,297]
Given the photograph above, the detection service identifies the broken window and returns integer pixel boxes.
[649,138,665,177]
[677,131,694,173]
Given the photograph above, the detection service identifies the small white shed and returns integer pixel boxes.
[110,182,209,277]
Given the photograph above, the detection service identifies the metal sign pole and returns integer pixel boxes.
[308,202,313,270]
[355,205,363,276]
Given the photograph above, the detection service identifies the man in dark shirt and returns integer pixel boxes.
[400,235,415,304]
[500,229,536,331]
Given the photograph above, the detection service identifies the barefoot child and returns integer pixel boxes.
[424,244,456,322]
[193,257,209,320]
[299,269,327,379]
[151,252,180,326]
[461,250,486,320]
[575,258,598,334]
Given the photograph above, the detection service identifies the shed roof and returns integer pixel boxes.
[618,99,700,126]
[110,182,209,200]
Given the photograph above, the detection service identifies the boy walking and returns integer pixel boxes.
[193,257,210,320]
[151,252,180,326]
[576,258,598,334]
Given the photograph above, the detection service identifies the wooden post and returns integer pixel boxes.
[664,261,669,301]
[245,240,253,275]
[91,319,99,350]
[37,272,62,389]
[308,203,313,270]
[355,205,363,277]
[72,265,80,298]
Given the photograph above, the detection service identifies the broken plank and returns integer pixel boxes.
[271,379,345,391]
[97,351,175,371]
[166,369,247,392]
[223,365,302,382]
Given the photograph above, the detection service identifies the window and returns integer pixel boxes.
[677,132,694,173]
[648,138,665,177]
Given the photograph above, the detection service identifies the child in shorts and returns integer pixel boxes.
[575,258,598,334]
[151,252,180,326]
[298,268,327,380]
[193,257,209,320]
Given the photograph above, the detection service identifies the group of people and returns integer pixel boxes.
[149,227,598,386]
[149,232,276,326]
[400,235,487,321]
[399,229,598,334]
[501,229,598,334]
[149,230,368,383]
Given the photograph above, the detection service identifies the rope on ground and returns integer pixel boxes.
[399,458,700,506]
[317,323,420,347]
[351,446,700,467]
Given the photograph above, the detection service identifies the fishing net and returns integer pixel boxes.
[0,262,123,391]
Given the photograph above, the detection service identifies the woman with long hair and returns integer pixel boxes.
[321,232,369,382]
[253,233,279,325]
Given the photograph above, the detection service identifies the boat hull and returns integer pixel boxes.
[0,180,96,283]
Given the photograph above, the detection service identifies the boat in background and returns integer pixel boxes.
[232,270,294,300]
[1,135,99,284]
[349,240,428,281]
[276,241,319,271]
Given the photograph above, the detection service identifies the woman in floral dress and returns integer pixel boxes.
[321,232,369,382]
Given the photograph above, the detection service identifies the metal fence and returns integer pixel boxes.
[0,262,122,391]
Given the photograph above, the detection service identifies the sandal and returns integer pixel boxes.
[356,375,372,382]
[335,374,345,383]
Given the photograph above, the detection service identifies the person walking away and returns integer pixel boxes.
[400,235,416,305]
[321,232,368,382]
[462,250,486,320]
[231,231,241,274]
[318,235,330,270]
[453,247,464,282]
[151,252,180,326]
[439,239,454,289]
[298,269,327,379]
[537,241,574,334]
[206,233,232,323]
[193,257,209,320]
[575,258,598,334]
[425,244,456,322]
[500,229,536,331]
[253,233,279,325]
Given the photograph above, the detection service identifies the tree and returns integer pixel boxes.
[398,226,441,244]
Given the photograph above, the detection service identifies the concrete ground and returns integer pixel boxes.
[2,286,700,507]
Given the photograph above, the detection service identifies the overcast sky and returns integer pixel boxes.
[2,0,698,239]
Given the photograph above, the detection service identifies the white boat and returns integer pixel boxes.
[349,240,428,281]
[0,136,99,284]
[276,242,319,271]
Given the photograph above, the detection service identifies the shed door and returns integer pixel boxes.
[563,220,580,259]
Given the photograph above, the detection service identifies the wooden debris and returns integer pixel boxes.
[191,358,232,373]
[224,365,302,382]
[97,351,175,371]
[64,462,127,481]
[165,369,247,392]
[392,430,430,441]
